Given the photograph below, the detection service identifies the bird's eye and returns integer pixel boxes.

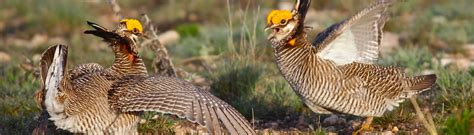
[280,19,287,24]
[133,28,139,33]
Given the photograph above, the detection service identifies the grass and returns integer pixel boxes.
[442,109,474,134]
[1,0,474,134]
[138,113,176,134]
[376,46,474,133]
[0,64,40,134]
[0,0,92,37]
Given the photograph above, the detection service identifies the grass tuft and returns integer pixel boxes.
[0,64,40,134]
[442,109,474,135]
[138,113,176,134]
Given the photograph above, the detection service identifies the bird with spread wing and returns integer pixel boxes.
[265,0,436,133]
[34,19,255,134]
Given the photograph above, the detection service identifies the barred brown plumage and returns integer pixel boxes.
[266,0,436,133]
[34,19,255,134]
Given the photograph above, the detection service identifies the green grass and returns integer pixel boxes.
[209,62,306,120]
[138,113,176,134]
[376,46,474,132]
[0,0,92,37]
[0,64,40,134]
[442,109,474,134]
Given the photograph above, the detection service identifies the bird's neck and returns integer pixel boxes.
[111,44,148,76]
[272,34,317,87]
[273,34,314,67]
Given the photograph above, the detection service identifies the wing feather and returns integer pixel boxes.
[108,76,255,134]
[313,1,392,65]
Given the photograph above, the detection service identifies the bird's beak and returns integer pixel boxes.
[264,24,272,32]
[264,24,276,32]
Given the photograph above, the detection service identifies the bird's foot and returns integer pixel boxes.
[352,123,374,135]
[352,117,374,135]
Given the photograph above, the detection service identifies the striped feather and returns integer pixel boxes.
[313,1,392,65]
[108,76,255,134]
[269,0,436,117]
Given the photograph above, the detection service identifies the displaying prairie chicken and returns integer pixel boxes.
[34,19,255,134]
[265,0,436,132]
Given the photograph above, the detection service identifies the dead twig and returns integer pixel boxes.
[141,14,178,77]
[106,0,178,77]
[410,97,438,135]
[107,0,123,20]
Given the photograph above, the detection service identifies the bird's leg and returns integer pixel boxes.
[353,117,374,135]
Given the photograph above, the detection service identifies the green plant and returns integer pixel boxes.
[434,68,473,112]
[0,64,40,134]
[378,47,434,74]
[1,0,91,36]
[442,109,474,135]
[138,112,177,134]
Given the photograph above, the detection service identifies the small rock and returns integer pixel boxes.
[324,126,336,132]
[12,39,30,48]
[192,76,207,85]
[0,52,11,63]
[392,126,399,133]
[30,34,48,47]
[432,16,447,24]
[48,37,67,45]
[463,44,474,60]
[349,120,361,128]
[439,56,473,70]
[158,30,180,46]
[382,131,394,135]
[323,115,346,126]
[152,115,159,119]
[139,119,146,124]
[32,54,42,63]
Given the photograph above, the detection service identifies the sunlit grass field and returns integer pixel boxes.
[0,0,473,134]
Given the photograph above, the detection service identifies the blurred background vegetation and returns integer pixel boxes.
[0,0,473,134]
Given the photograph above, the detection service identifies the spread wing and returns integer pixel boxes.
[109,76,255,135]
[313,1,392,65]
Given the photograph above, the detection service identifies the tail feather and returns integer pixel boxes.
[401,74,437,98]
[33,45,68,135]
[410,74,437,91]
[35,45,68,109]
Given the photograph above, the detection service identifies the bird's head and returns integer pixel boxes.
[118,19,144,44]
[85,18,145,62]
[265,0,311,47]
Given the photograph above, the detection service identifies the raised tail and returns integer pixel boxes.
[34,45,68,109]
[33,45,68,135]
[400,74,437,98]
[410,74,437,91]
